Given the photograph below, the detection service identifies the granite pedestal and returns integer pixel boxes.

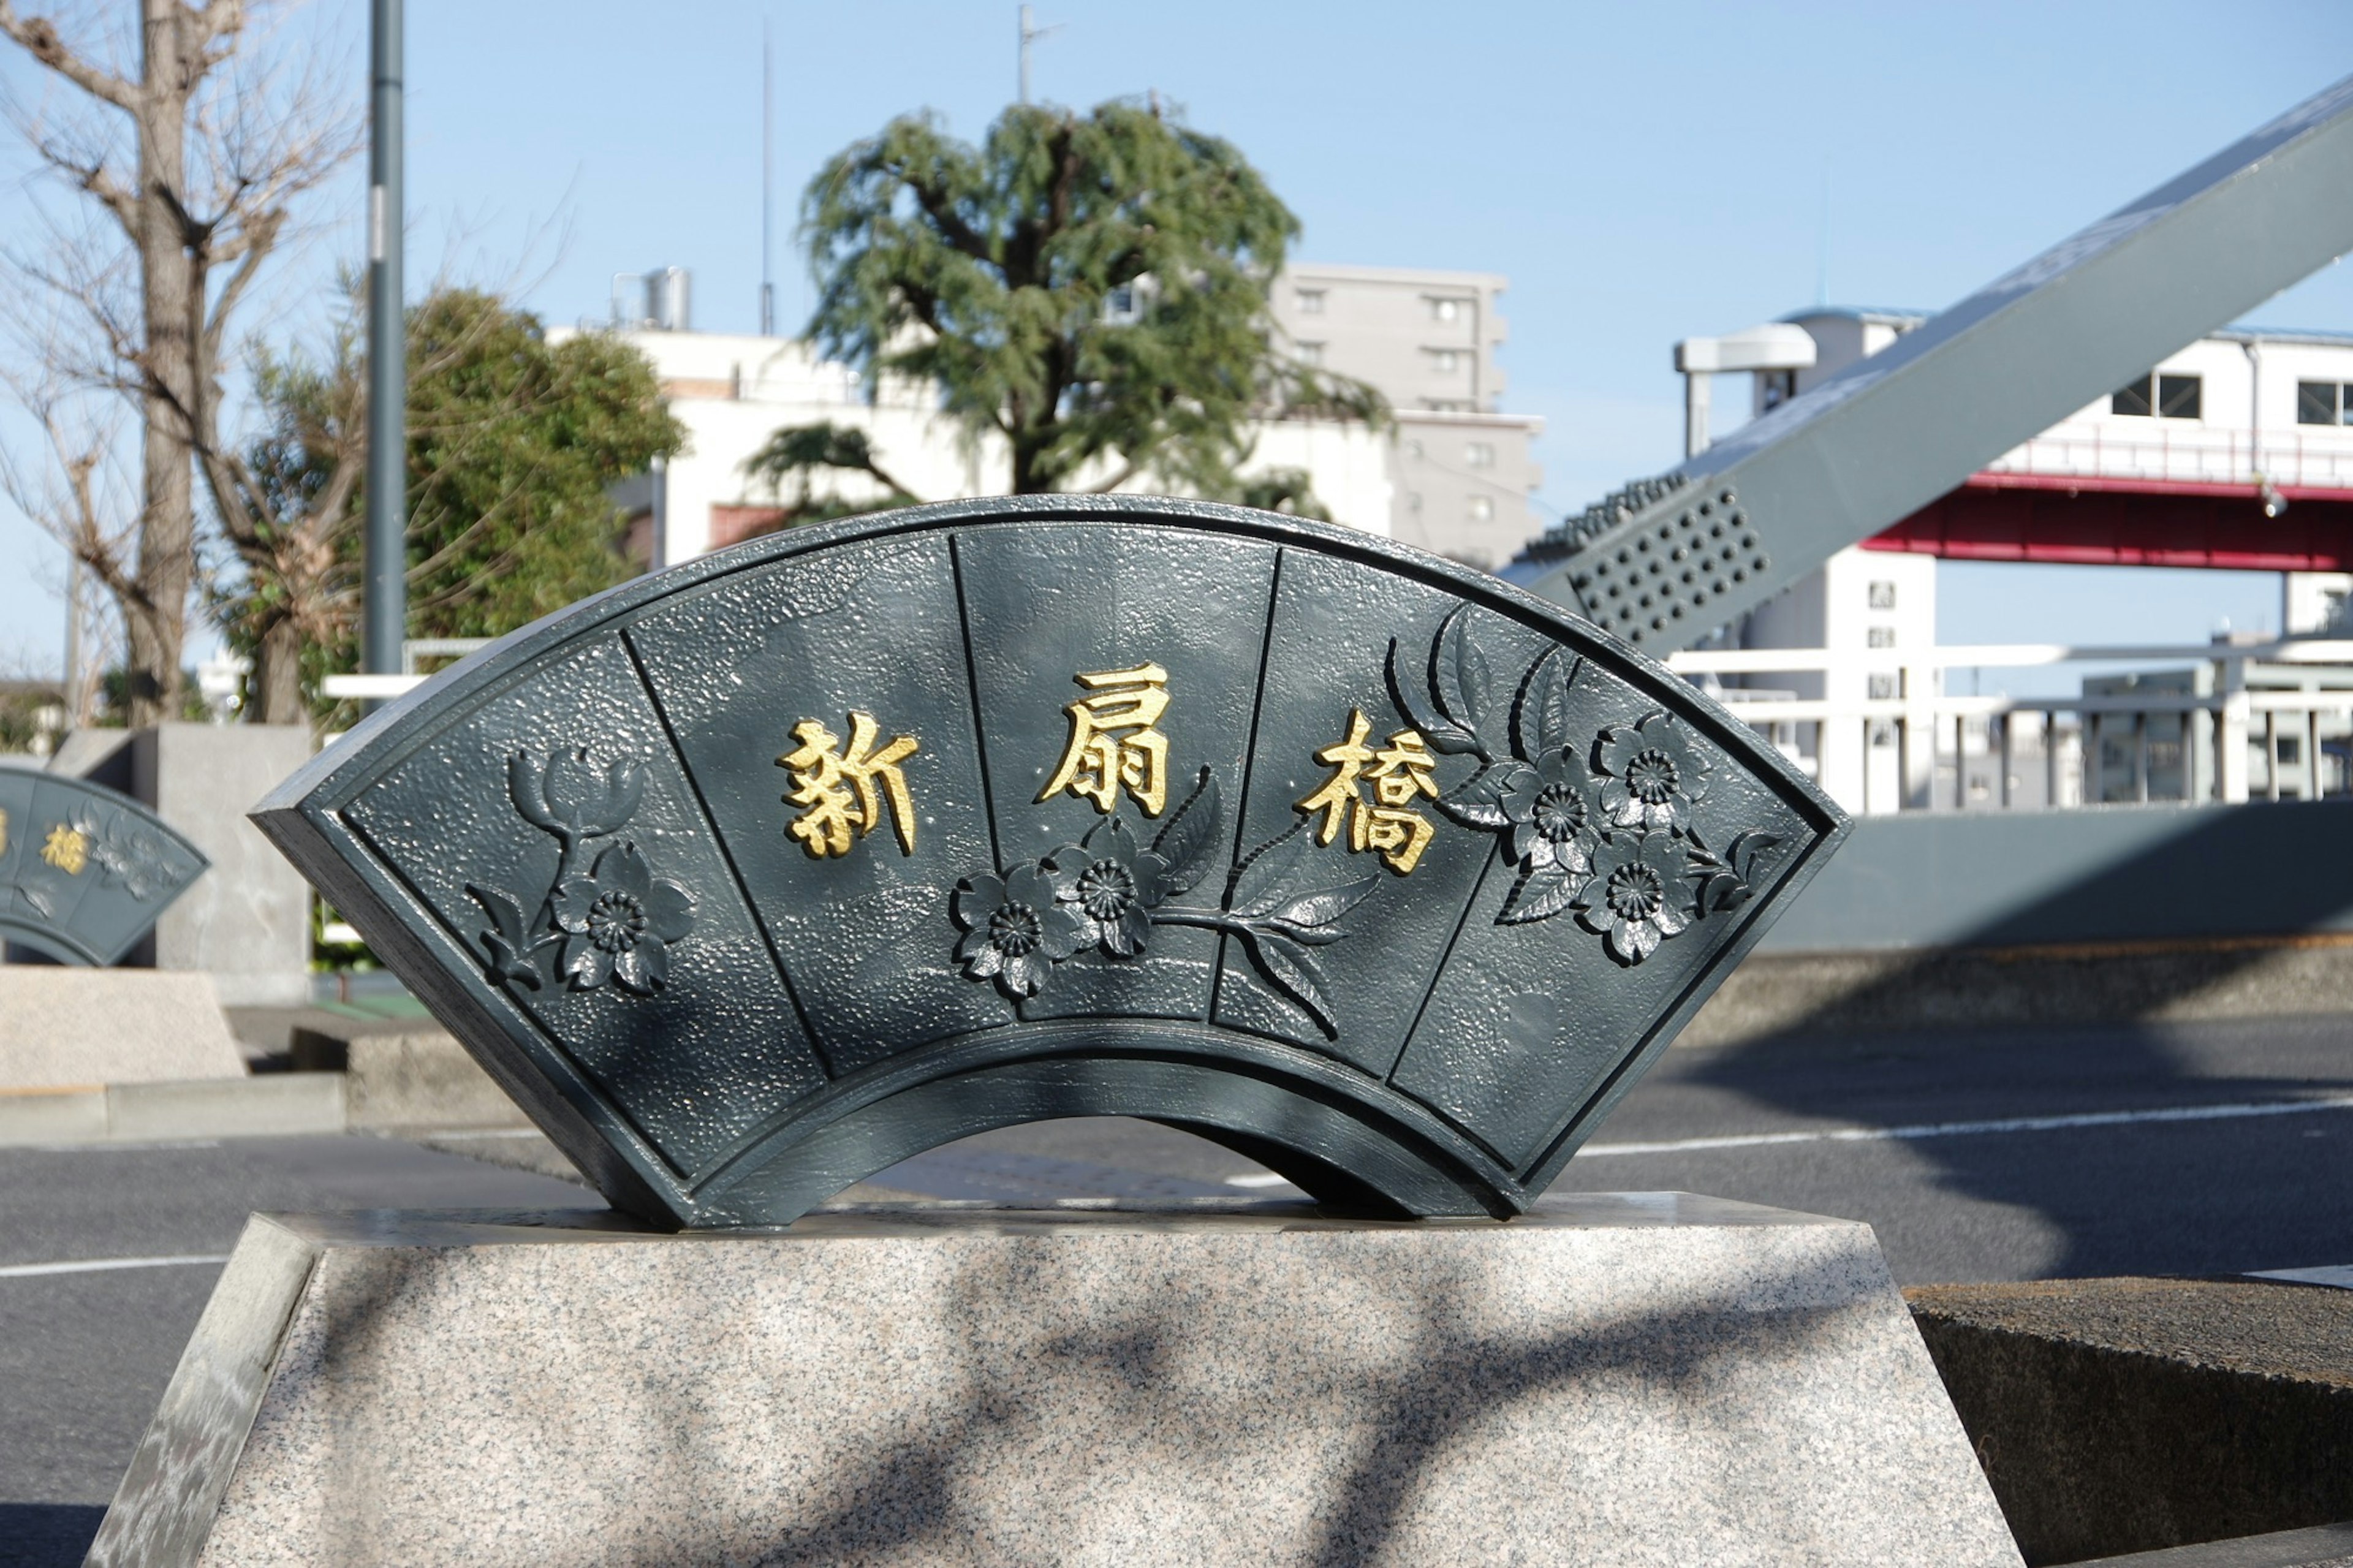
[0,967,243,1088]
[91,1193,2020,1567]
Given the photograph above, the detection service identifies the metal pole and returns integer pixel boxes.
[1683,371,1711,460]
[63,556,81,727]
[364,0,406,689]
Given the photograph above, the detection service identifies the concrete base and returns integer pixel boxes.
[288,1027,529,1131]
[1910,1277,2353,1566]
[0,968,243,1088]
[90,1194,2020,1567]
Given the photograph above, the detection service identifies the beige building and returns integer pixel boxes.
[1269,263,1545,570]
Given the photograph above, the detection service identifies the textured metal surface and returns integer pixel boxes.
[1509,71,2353,651]
[253,498,1847,1227]
[0,768,208,966]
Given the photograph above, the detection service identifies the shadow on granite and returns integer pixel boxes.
[91,1199,2021,1567]
[0,1502,105,1568]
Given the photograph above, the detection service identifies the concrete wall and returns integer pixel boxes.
[1761,797,2353,953]
[131,724,314,1006]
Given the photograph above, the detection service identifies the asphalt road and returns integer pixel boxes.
[5,1011,2351,1564]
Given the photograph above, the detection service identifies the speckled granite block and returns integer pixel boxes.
[90,1195,2021,1567]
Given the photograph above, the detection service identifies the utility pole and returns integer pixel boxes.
[365,0,407,694]
[760,18,775,337]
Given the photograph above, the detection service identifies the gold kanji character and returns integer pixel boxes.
[1298,710,1377,846]
[1370,729,1439,809]
[1295,708,1439,875]
[1038,662,1172,816]
[41,822,88,876]
[778,711,920,859]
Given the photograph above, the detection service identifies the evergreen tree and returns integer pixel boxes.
[749,99,1379,519]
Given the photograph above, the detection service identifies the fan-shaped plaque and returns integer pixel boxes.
[256,498,1846,1226]
[0,768,208,966]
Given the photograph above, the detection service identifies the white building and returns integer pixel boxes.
[576,328,1396,567]
[576,261,1548,574]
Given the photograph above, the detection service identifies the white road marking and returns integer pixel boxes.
[0,1254,230,1280]
[415,1129,547,1141]
[1577,1093,2353,1157]
[25,1140,221,1153]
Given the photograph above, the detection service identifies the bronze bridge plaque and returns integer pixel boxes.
[256,498,1847,1227]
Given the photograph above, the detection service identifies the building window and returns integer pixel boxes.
[1867,673,1898,702]
[1464,441,1495,468]
[1295,289,1326,316]
[1104,285,1140,323]
[1466,495,1494,522]
[1296,341,1325,367]
[1428,349,1463,374]
[1428,297,1466,324]
[2112,372,2202,419]
[1866,626,1896,649]
[2298,381,2349,425]
[1760,368,1798,411]
[1868,581,1896,610]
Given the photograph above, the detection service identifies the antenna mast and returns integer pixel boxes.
[760,19,775,336]
[1018,6,1061,105]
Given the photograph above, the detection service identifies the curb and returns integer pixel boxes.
[0,1074,347,1145]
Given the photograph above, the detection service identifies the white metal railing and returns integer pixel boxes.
[317,638,491,702]
[1982,423,2353,493]
[317,634,2353,816]
[1665,639,2353,815]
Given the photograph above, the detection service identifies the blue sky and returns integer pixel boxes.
[5,0,2352,676]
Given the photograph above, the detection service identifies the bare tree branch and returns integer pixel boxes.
[0,2,137,113]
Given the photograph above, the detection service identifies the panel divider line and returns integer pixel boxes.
[1208,548,1288,1025]
[619,626,833,1077]
[946,531,1026,1023]
[946,533,1005,874]
[1386,843,1501,1087]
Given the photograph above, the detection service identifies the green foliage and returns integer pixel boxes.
[739,420,921,530]
[0,683,66,752]
[216,288,682,722]
[797,98,1382,503]
[1233,467,1332,523]
[401,290,681,637]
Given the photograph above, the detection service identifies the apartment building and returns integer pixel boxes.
[1270,263,1546,570]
